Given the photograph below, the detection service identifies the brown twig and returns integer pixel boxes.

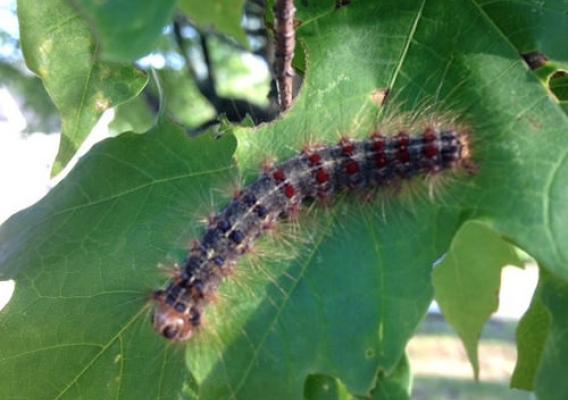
[274,0,296,111]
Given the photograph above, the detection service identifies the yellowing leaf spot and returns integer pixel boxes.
[95,92,111,112]
[38,39,53,76]
[38,67,49,78]
[38,38,53,56]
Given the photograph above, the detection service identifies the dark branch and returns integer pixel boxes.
[172,16,277,126]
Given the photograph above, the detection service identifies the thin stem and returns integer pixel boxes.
[274,0,296,111]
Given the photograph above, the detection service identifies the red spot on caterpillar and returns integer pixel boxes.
[315,169,330,183]
[396,132,411,163]
[371,133,385,152]
[273,169,286,182]
[397,149,410,163]
[340,138,355,156]
[283,184,296,198]
[345,161,360,175]
[397,132,410,147]
[308,153,322,166]
[424,145,438,159]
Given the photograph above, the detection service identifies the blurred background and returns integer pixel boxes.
[0,0,538,398]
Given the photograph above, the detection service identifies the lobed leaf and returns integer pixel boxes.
[0,121,237,398]
[433,221,522,379]
[189,0,568,397]
[17,0,148,176]
[2,0,568,399]
[370,354,412,400]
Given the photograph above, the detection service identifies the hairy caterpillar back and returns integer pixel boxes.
[152,126,473,341]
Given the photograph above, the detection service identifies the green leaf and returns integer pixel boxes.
[2,0,568,398]
[433,222,522,379]
[304,355,412,400]
[305,374,355,400]
[180,0,248,47]
[370,354,412,400]
[110,68,217,135]
[157,68,217,127]
[108,95,155,135]
[511,267,551,391]
[17,0,149,176]
[477,0,568,67]
[0,120,237,398]
[187,0,568,396]
[550,72,568,112]
[74,0,179,62]
[185,199,441,398]
[535,269,568,400]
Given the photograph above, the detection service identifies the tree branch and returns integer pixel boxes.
[172,17,277,126]
[273,0,296,111]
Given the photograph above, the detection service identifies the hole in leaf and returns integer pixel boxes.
[550,70,568,103]
[521,51,548,70]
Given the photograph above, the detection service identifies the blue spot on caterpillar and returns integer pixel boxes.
[152,127,473,341]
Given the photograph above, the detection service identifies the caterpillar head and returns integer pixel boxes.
[151,292,200,341]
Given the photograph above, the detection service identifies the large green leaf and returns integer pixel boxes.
[73,0,179,62]
[17,0,148,176]
[0,121,237,398]
[511,267,551,391]
[433,222,522,379]
[2,0,568,399]
[189,0,568,397]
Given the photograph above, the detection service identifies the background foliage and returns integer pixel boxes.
[0,0,567,399]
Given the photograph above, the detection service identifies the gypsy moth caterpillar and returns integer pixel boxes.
[151,123,474,341]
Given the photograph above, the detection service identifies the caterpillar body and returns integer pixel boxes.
[152,127,472,341]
